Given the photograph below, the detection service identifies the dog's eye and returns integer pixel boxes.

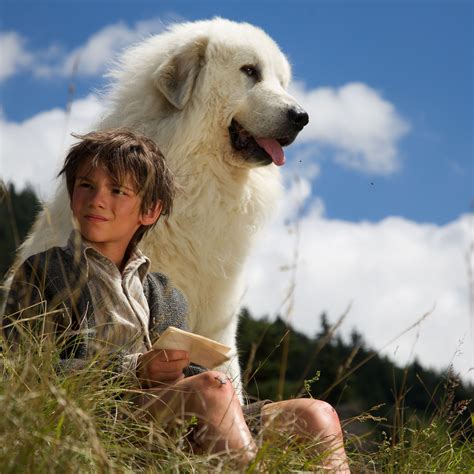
[240,65,260,81]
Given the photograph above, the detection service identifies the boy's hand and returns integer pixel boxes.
[137,349,189,388]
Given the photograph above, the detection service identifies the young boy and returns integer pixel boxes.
[2,129,349,471]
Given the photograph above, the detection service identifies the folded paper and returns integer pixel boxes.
[153,326,231,369]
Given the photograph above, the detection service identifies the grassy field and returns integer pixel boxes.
[0,336,472,474]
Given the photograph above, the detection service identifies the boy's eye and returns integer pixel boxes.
[112,188,127,195]
[78,182,92,189]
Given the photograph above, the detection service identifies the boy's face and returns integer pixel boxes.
[71,159,161,266]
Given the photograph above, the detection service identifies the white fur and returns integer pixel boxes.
[14,18,306,394]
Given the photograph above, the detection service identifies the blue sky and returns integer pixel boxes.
[0,1,473,382]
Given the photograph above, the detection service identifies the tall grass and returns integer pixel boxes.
[0,326,472,473]
[345,371,473,472]
[0,335,216,473]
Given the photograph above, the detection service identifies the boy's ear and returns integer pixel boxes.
[141,201,163,225]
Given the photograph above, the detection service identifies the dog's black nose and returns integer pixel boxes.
[287,107,309,130]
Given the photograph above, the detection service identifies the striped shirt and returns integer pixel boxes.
[69,234,152,369]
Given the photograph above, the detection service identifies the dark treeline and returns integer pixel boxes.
[0,182,41,279]
[2,182,472,435]
[238,308,473,436]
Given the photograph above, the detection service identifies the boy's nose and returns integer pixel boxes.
[89,188,107,208]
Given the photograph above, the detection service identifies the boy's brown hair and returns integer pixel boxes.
[59,128,176,245]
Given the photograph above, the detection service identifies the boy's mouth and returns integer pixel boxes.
[84,214,108,222]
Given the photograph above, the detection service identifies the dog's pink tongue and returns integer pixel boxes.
[255,138,285,166]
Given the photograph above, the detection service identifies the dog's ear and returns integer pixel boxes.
[153,37,208,110]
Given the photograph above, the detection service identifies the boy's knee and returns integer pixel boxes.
[194,371,235,397]
[311,399,338,417]
[189,371,239,417]
[303,399,342,435]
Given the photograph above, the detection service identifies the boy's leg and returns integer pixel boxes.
[135,370,256,463]
[261,399,350,472]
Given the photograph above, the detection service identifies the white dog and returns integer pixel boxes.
[14,18,308,393]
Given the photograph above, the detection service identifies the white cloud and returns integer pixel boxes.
[0,94,104,199]
[290,82,410,175]
[243,176,473,384]
[54,18,165,77]
[0,32,33,81]
[35,18,163,77]
[0,18,165,81]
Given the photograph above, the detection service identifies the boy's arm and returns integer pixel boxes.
[145,272,189,334]
[144,272,208,379]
